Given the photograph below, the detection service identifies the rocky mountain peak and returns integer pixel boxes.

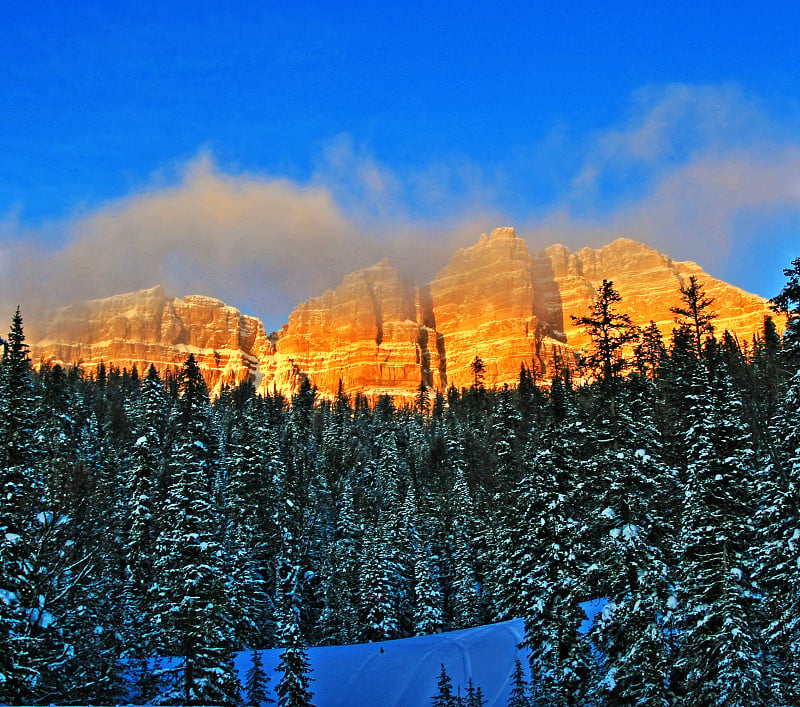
[27,229,782,401]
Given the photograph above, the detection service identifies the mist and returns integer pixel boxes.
[1,83,798,336]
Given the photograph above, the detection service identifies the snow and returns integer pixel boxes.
[28,608,55,629]
[579,598,608,635]
[230,619,529,707]
[0,588,18,606]
[621,523,639,539]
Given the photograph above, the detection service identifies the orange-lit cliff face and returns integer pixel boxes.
[28,229,781,400]
[30,286,276,396]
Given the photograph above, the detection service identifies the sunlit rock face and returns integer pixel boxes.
[30,285,275,396]
[424,226,577,390]
[535,238,777,352]
[28,232,781,401]
[270,260,425,402]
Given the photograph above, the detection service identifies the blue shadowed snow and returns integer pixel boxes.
[234,618,529,706]
[579,598,609,635]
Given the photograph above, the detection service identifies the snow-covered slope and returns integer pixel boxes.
[234,618,528,706]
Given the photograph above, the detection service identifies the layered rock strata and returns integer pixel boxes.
[30,286,276,396]
[534,238,776,353]
[272,260,431,402]
[28,230,781,401]
[422,226,574,390]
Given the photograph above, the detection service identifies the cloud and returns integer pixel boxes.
[0,150,494,333]
[571,83,775,190]
[1,83,798,336]
[523,84,800,294]
[1,153,370,331]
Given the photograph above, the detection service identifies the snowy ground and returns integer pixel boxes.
[235,618,528,706]
[5,604,614,706]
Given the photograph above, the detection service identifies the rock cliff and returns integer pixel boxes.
[30,286,275,396]
[424,227,575,390]
[27,231,781,400]
[534,238,776,353]
[272,260,427,402]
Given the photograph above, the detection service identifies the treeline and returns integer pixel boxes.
[1,260,799,706]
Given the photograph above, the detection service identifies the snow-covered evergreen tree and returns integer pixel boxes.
[318,479,362,645]
[149,355,240,705]
[122,364,167,701]
[0,307,42,702]
[413,552,445,636]
[757,275,800,703]
[673,366,767,706]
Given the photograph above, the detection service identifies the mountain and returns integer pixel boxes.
[28,229,780,398]
[29,286,276,394]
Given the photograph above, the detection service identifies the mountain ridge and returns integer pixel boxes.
[28,229,781,399]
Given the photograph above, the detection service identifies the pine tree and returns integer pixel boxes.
[318,479,361,645]
[673,367,767,706]
[244,649,274,706]
[463,677,486,707]
[413,553,445,636]
[633,320,666,379]
[0,307,42,701]
[149,355,240,705]
[671,275,717,359]
[274,604,314,707]
[225,398,275,648]
[571,280,639,417]
[757,273,800,702]
[507,658,530,707]
[516,417,597,707]
[122,364,167,701]
[274,537,314,707]
[359,522,401,642]
[274,384,315,707]
[432,664,457,707]
[470,356,486,390]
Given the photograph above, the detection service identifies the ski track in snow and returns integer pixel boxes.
[236,618,529,707]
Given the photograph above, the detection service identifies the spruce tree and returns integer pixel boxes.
[432,664,457,707]
[571,279,639,388]
[674,367,767,706]
[0,307,41,701]
[149,355,240,705]
[122,364,167,701]
[318,479,361,645]
[670,275,717,359]
[757,268,800,702]
[507,658,530,707]
[413,552,445,636]
[274,384,315,707]
[244,649,274,706]
[225,398,274,648]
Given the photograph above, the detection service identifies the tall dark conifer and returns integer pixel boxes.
[0,308,42,702]
[674,366,766,706]
[671,275,717,360]
[150,355,239,705]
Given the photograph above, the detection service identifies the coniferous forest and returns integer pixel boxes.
[2,259,800,707]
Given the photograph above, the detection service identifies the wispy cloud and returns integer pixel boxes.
[1,83,798,335]
[523,84,800,292]
[0,150,494,332]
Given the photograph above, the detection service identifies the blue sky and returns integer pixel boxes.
[1,1,799,330]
